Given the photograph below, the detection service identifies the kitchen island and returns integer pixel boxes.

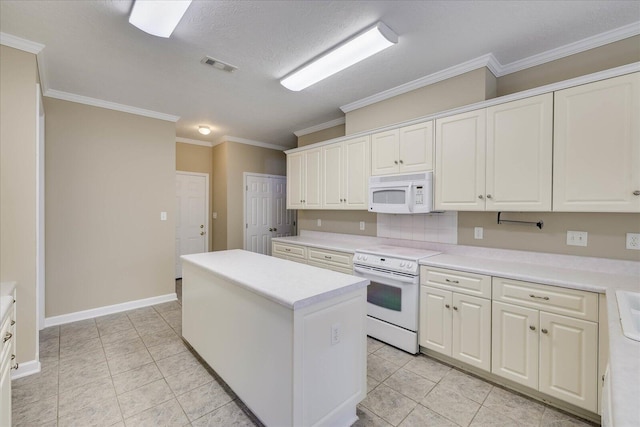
[181,250,369,427]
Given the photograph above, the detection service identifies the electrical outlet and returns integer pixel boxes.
[331,323,341,345]
[474,227,483,239]
[567,230,588,247]
[360,221,365,231]
[626,233,640,250]
[317,219,322,227]
[160,212,167,221]
[212,212,217,219]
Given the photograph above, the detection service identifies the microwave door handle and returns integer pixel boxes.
[407,183,414,213]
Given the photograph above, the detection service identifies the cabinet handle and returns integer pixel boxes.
[3,332,12,343]
[445,279,459,284]
[478,195,484,200]
[541,328,548,334]
[529,294,550,301]
[200,224,204,228]
[453,306,458,311]
[445,304,450,309]
[10,320,15,326]
[486,194,492,199]
[394,160,398,165]
[529,325,536,331]
[399,160,403,164]
[633,190,640,196]
[11,355,15,361]
[11,362,18,370]
[200,231,205,236]
[324,256,332,260]
[285,248,291,252]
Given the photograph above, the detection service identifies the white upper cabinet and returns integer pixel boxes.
[486,93,553,211]
[321,136,370,210]
[371,121,433,176]
[436,95,553,212]
[435,109,486,211]
[286,148,322,210]
[553,72,640,212]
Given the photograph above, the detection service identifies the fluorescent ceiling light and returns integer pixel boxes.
[129,0,192,38]
[281,22,398,92]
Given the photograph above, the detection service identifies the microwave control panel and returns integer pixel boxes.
[414,186,424,205]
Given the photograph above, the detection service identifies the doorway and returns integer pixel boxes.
[244,173,295,255]
[175,171,209,278]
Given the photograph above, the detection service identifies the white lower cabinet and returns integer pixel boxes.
[420,268,491,371]
[491,278,598,413]
[0,285,16,426]
[271,242,353,275]
[271,242,307,264]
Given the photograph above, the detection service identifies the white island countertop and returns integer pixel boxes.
[181,250,369,310]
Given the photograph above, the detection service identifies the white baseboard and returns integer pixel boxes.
[44,293,177,328]
[11,359,41,380]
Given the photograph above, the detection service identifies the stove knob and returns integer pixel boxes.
[400,261,406,267]
[364,256,368,261]
[407,262,413,269]
[357,255,362,260]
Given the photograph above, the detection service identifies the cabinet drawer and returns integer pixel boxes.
[492,277,598,321]
[421,267,491,298]
[308,248,353,270]
[272,242,306,260]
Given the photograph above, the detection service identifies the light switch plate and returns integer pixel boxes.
[317,219,322,227]
[360,221,365,231]
[474,227,483,239]
[160,212,167,221]
[567,230,588,247]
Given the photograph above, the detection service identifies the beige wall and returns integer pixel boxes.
[297,124,346,147]
[345,68,496,134]
[0,46,38,364]
[497,36,640,96]
[459,212,640,262]
[44,98,176,317]
[225,142,287,249]
[176,142,214,250]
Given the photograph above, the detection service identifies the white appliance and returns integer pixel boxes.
[353,245,440,353]
[368,171,433,214]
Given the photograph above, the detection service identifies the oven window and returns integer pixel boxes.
[372,189,406,204]
[367,281,401,311]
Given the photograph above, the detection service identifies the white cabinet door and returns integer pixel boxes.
[304,148,323,209]
[452,293,491,371]
[287,152,305,209]
[435,109,486,211]
[539,312,598,412]
[486,94,553,211]
[553,72,640,212]
[371,129,400,176]
[399,121,434,173]
[419,286,452,355]
[322,143,343,209]
[343,136,370,209]
[492,301,539,389]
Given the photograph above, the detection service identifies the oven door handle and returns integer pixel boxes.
[353,266,417,284]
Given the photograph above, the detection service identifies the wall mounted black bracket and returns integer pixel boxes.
[497,212,543,230]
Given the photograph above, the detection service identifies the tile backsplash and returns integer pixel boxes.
[377,212,458,244]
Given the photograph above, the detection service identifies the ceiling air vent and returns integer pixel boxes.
[200,56,237,73]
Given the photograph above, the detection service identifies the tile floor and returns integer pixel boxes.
[12,281,596,427]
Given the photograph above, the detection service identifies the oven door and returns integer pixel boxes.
[353,265,419,331]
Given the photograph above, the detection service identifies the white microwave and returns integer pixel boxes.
[368,171,433,214]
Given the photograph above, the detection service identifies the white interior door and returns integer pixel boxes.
[245,174,294,256]
[176,172,208,278]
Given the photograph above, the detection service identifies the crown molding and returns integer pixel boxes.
[498,21,640,76]
[176,137,214,147]
[293,117,346,137]
[340,53,499,113]
[44,89,180,122]
[223,135,292,151]
[0,32,44,54]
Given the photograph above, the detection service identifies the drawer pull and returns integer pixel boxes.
[11,362,18,370]
[541,328,548,334]
[10,320,15,326]
[285,248,291,252]
[445,279,459,284]
[324,256,332,260]
[3,332,12,343]
[529,294,549,301]
[529,325,536,331]
[11,355,15,361]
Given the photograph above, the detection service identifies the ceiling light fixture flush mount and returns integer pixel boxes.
[198,126,211,135]
[129,0,192,38]
[280,21,398,92]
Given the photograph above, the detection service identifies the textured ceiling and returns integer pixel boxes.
[1,1,639,148]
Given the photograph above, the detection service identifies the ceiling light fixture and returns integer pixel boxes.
[280,22,398,92]
[129,0,192,38]
[198,126,211,135]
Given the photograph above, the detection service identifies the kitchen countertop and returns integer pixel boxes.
[181,250,368,310]
[271,231,640,424]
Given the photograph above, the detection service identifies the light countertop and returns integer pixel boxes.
[181,250,368,310]
[271,232,640,424]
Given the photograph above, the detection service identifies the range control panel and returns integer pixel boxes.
[353,253,419,275]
